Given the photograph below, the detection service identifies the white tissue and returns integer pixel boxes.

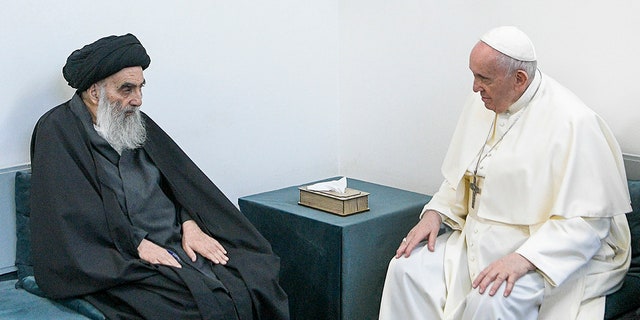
[306,177,347,194]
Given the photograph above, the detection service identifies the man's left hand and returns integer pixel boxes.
[472,253,535,297]
[181,220,229,265]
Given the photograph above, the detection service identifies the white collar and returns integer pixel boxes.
[506,69,542,115]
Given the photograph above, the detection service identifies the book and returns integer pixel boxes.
[298,186,369,216]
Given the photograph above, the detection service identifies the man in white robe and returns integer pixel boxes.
[379,26,631,320]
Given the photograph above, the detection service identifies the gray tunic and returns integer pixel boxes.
[71,101,216,279]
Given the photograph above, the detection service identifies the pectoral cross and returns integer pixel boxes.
[470,175,481,209]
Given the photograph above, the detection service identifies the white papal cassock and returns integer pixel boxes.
[379,70,631,320]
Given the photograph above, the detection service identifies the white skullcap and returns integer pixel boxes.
[480,26,537,62]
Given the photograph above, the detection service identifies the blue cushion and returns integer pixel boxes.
[13,171,105,320]
[0,279,90,320]
[14,171,32,281]
[604,180,640,319]
[626,180,640,271]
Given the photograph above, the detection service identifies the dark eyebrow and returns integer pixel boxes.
[119,79,146,90]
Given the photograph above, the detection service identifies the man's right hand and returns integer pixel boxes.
[395,210,442,258]
[137,238,182,268]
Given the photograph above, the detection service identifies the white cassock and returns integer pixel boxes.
[380,70,631,320]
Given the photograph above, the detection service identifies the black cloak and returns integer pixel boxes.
[30,95,289,319]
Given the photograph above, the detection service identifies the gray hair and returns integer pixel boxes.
[495,52,537,82]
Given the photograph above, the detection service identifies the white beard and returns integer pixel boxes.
[94,90,146,154]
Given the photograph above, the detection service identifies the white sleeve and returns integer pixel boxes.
[421,179,467,230]
[516,216,609,287]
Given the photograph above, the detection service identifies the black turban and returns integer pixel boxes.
[63,33,151,92]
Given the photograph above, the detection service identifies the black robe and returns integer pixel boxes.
[30,94,289,319]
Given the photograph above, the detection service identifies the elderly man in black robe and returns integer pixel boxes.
[29,33,289,320]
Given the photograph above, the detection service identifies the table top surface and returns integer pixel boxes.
[239,177,430,227]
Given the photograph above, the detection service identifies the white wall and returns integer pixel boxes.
[1,1,639,204]
[340,0,640,195]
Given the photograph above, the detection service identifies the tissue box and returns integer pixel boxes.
[298,186,369,216]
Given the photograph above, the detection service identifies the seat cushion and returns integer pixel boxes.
[0,279,89,320]
[604,180,640,319]
[626,180,640,272]
[14,171,32,281]
[13,171,105,320]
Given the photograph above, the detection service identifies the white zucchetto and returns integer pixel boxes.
[480,26,537,62]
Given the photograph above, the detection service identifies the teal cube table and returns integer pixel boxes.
[238,177,431,320]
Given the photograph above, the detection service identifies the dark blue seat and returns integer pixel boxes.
[604,180,640,319]
[0,171,105,320]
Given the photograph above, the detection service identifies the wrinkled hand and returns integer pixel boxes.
[396,210,442,258]
[182,220,229,265]
[472,253,535,297]
[137,238,182,268]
